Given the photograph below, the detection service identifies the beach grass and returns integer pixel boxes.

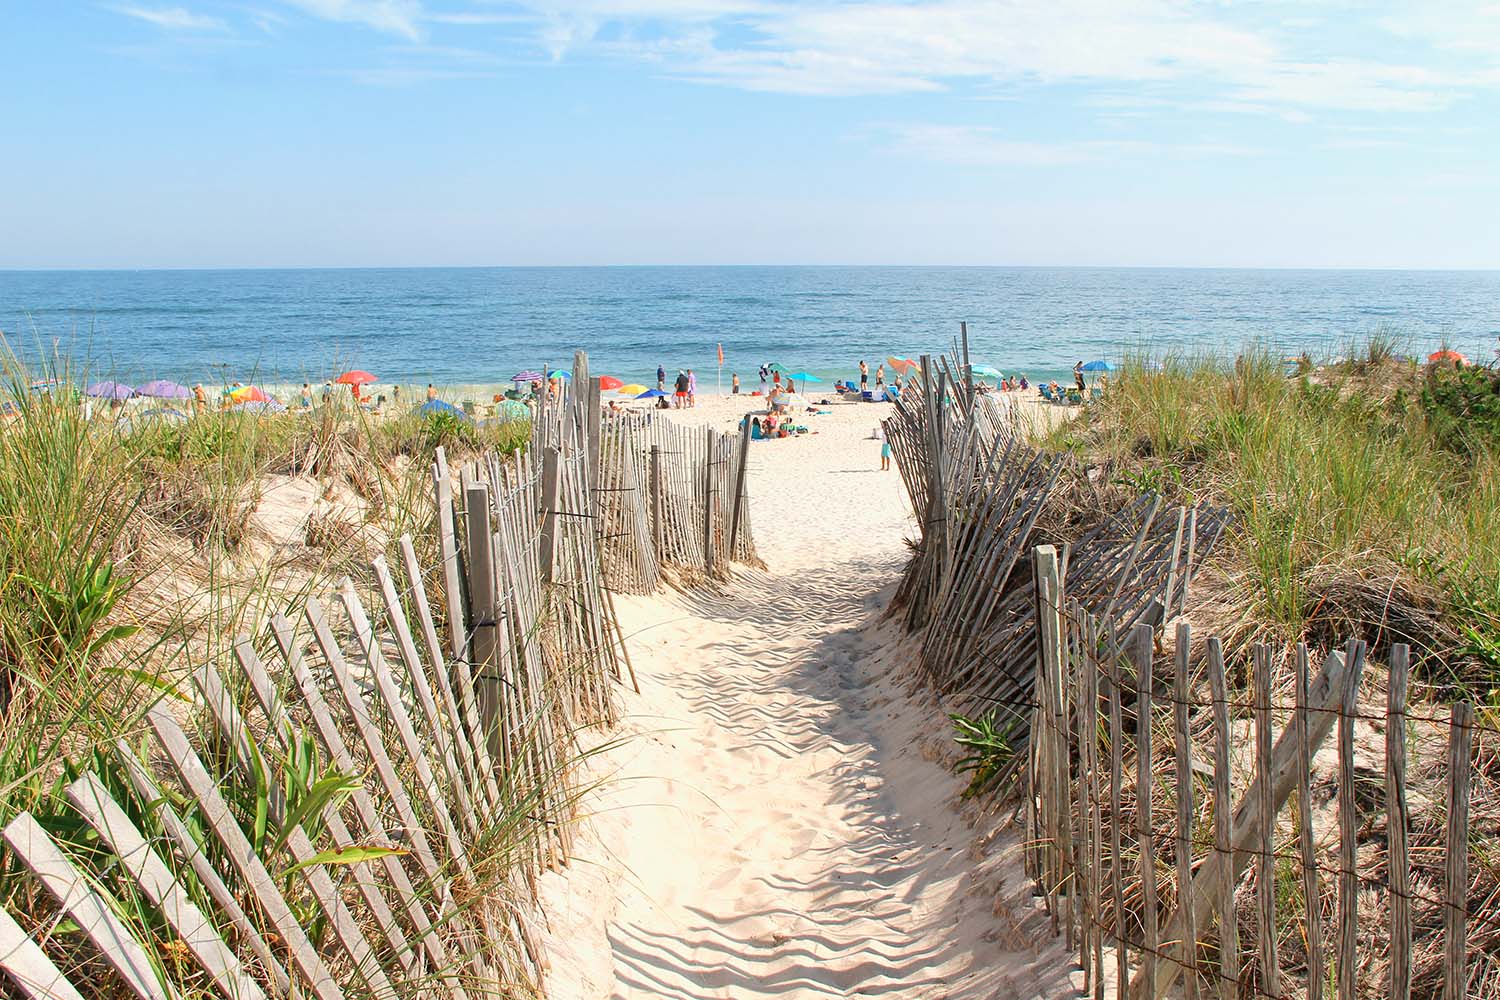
[0,345,552,994]
[1048,345,1500,694]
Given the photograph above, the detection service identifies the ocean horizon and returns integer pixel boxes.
[3,265,1497,389]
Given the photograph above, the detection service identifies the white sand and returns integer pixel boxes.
[538,393,1077,999]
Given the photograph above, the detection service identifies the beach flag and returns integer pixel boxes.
[717,343,724,365]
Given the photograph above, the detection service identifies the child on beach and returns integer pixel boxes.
[875,424,890,471]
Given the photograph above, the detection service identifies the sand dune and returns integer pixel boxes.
[539,394,1076,999]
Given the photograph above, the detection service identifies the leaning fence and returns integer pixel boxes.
[1026,549,1490,1000]
[0,349,761,999]
[883,336,1493,998]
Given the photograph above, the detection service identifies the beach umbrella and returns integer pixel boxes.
[511,370,544,383]
[136,379,192,399]
[765,362,787,373]
[548,370,571,380]
[787,372,822,393]
[417,399,470,420]
[1428,349,1469,364]
[335,370,377,387]
[635,388,668,399]
[1080,360,1117,372]
[500,399,531,420]
[28,378,61,392]
[970,364,1002,378]
[229,385,271,403]
[887,357,920,375]
[85,381,136,400]
[230,399,286,414]
[616,383,647,395]
[598,375,624,390]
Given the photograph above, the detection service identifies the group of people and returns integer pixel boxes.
[657,364,698,408]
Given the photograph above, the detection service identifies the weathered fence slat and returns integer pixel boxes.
[1337,640,1365,1000]
[1173,622,1198,1000]
[1388,644,1412,1000]
[1444,701,1474,1000]
[0,904,89,1000]
[1296,642,1323,1000]
[3,811,173,1000]
[64,773,269,1000]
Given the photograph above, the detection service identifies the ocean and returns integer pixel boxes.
[2,266,1497,391]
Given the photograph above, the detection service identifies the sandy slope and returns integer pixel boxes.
[538,394,1076,1000]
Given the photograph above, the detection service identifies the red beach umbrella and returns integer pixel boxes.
[599,375,624,390]
[335,370,377,386]
[1427,349,1468,365]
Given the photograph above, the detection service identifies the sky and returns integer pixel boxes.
[2,0,1499,268]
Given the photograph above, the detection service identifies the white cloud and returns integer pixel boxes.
[111,4,229,31]
[479,0,1500,114]
[281,0,425,40]
[885,124,1259,166]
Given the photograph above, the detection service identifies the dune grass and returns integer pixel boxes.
[1048,345,1500,694]
[0,344,551,994]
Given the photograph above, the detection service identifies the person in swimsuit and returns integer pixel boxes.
[731,373,740,394]
[1074,362,1086,392]
[859,360,869,389]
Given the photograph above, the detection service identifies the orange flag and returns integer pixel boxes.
[717,343,724,365]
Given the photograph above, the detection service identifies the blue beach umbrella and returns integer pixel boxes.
[635,388,668,399]
[417,399,470,420]
[970,364,1003,378]
[548,370,571,380]
[1080,360,1117,372]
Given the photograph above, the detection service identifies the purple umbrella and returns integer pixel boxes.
[85,381,136,400]
[136,379,192,399]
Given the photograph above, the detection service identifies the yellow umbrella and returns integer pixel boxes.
[616,383,647,395]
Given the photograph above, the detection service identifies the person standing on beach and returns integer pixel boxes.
[392,384,401,406]
[191,383,207,413]
[875,364,885,388]
[426,383,437,401]
[657,364,666,391]
[859,360,869,389]
[1074,362,1086,392]
[674,370,689,408]
[876,424,891,471]
[759,364,769,392]
[731,373,740,394]
[687,369,697,407]
[300,383,312,409]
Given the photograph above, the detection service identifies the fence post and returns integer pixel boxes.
[1337,640,1363,1000]
[1297,643,1324,1000]
[462,480,503,772]
[1033,545,1063,916]
[649,443,664,557]
[586,376,603,509]
[703,426,716,576]
[1173,622,1198,1000]
[1254,644,1281,999]
[540,445,563,584]
[1388,644,1412,1000]
[1444,701,1474,1000]
[728,414,752,558]
[1134,622,1158,995]
[1207,639,1237,1000]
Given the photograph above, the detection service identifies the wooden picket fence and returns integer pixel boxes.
[1026,545,1484,999]
[881,347,1229,768]
[0,350,762,999]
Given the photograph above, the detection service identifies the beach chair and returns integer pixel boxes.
[1039,385,1055,403]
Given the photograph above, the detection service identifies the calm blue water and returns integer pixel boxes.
[1,266,1497,389]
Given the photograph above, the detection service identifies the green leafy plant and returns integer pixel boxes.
[950,709,1023,799]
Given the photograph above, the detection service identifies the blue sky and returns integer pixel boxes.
[2,0,1498,268]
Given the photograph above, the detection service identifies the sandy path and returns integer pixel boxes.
[540,396,1074,999]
